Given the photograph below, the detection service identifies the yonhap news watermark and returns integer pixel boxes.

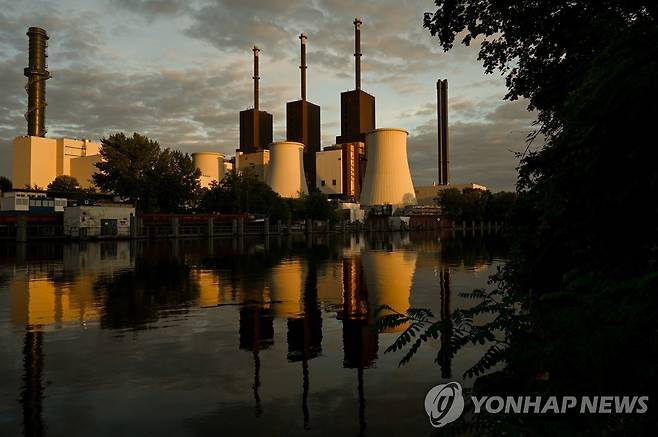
[424,382,650,428]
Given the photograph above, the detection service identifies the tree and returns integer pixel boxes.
[385,3,658,433]
[93,132,200,212]
[0,176,11,192]
[199,173,291,222]
[424,0,658,136]
[47,175,81,192]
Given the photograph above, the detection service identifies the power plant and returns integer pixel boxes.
[9,18,472,215]
[192,152,225,188]
[266,141,308,198]
[12,27,103,190]
[24,27,51,137]
[286,33,320,191]
[239,46,273,153]
[360,128,417,207]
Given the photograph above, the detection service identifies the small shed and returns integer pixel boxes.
[64,204,135,238]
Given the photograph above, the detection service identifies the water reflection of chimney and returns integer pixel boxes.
[285,258,322,429]
[340,256,378,368]
[239,306,274,418]
[439,266,452,378]
[336,255,374,436]
[21,328,45,437]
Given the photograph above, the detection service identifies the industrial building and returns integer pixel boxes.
[236,150,269,182]
[330,18,374,200]
[360,128,417,208]
[0,190,66,213]
[11,27,103,190]
[63,204,135,238]
[192,152,225,188]
[286,33,321,190]
[315,147,343,196]
[12,136,101,189]
[266,142,308,198]
[239,46,273,154]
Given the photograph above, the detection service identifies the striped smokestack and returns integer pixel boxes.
[24,27,51,137]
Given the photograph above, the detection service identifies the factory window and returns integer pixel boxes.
[332,179,337,186]
[321,180,326,186]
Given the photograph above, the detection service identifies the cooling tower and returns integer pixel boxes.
[266,142,308,198]
[192,152,225,188]
[360,128,416,207]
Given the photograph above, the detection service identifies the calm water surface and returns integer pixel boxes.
[0,233,506,436]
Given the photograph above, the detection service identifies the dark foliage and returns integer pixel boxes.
[384,1,658,433]
[0,176,11,192]
[438,188,516,222]
[198,174,337,222]
[47,175,81,193]
[93,132,200,212]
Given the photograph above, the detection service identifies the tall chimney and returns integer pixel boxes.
[299,33,307,101]
[253,46,260,110]
[24,27,51,137]
[353,17,362,90]
[437,79,449,185]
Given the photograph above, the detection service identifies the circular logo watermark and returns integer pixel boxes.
[424,382,465,428]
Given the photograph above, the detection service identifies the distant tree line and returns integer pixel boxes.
[437,188,516,222]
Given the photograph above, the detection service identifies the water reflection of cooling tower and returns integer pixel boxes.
[360,128,416,207]
[361,250,417,333]
[266,142,309,198]
[269,260,305,318]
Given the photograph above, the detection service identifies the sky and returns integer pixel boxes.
[0,0,538,192]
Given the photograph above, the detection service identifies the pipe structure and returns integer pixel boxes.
[253,46,260,110]
[299,33,307,101]
[437,79,449,185]
[353,17,362,90]
[24,27,51,137]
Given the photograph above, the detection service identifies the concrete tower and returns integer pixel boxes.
[266,142,309,198]
[239,46,273,153]
[360,128,416,207]
[286,33,321,190]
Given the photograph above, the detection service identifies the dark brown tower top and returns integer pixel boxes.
[24,27,51,137]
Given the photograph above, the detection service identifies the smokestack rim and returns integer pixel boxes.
[27,27,49,38]
[366,128,408,136]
